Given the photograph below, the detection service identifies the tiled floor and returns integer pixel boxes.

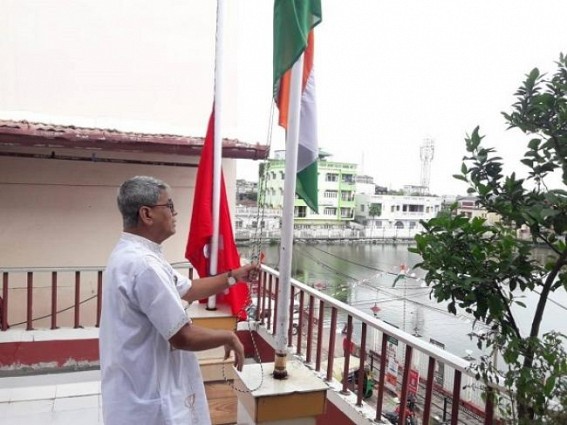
[0,370,102,424]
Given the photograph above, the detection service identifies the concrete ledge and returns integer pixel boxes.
[235,359,328,423]
[187,302,237,331]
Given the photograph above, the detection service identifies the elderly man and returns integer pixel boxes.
[100,176,256,425]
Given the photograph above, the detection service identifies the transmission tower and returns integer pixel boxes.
[419,138,435,193]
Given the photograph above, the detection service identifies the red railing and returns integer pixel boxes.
[0,264,192,331]
[1,267,105,331]
[1,263,502,425]
[254,265,502,425]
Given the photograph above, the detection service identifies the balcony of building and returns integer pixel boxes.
[0,264,500,424]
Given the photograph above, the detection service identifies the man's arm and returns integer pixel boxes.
[182,263,257,303]
[169,322,245,371]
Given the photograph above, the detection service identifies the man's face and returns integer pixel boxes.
[150,190,177,243]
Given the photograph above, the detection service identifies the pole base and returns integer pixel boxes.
[272,369,288,380]
[272,351,288,380]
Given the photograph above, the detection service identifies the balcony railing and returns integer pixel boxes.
[1,263,499,424]
[252,265,498,425]
[0,264,193,331]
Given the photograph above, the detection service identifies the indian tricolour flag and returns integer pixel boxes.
[273,0,322,213]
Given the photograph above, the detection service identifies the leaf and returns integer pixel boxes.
[414,56,567,422]
[528,138,541,149]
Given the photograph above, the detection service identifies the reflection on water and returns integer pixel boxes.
[240,242,567,359]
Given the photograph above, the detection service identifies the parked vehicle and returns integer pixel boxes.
[384,411,417,425]
[384,395,418,425]
[346,367,373,399]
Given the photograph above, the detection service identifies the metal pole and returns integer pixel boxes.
[207,0,226,310]
[273,54,304,379]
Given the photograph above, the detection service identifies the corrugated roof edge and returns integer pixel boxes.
[0,119,269,160]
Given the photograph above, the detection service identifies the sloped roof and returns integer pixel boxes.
[0,120,269,160]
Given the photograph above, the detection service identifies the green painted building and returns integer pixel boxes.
[259,151,357,228]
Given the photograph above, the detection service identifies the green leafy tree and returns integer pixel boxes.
[369,203,382,234]
[411,56,567,424]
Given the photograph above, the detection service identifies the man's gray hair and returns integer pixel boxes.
[117,176,170,228]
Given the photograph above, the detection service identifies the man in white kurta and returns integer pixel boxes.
[100,232,210,424]
[100,176,254,425]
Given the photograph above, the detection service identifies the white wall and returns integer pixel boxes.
[0,1,260,267]
[0,152,237,267]
[0,0,274,143]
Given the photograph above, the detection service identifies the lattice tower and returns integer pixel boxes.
[420,138,435,192]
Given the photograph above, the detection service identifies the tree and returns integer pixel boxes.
[369,203,382,235]
[411,55,567,424]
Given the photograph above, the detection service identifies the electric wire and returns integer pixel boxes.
[295,245,476,323]
[8,294,98,327]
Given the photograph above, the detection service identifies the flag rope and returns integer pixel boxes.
[219,97,276,393]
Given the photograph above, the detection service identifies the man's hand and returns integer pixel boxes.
[224,332,245,371]
[232,262,260,282]
[170,325,245,372]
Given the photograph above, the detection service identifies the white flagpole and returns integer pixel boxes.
[273,53,304,379]
[208,0,226,310]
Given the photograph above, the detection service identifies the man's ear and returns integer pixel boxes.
[138,206,153,225]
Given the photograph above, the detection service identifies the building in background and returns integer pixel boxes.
[355,189,443,239]
[236,179,258,206]
[260,150,357,229]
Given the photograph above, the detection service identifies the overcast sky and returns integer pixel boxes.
[2,1,566,196]
[234,0,567,195]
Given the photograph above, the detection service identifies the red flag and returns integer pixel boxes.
[185,110,248,320]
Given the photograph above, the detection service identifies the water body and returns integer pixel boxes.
[241,242,567,360]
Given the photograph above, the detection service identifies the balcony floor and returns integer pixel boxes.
[0,370,102,424]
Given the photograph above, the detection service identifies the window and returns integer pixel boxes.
[407,204,424,212]
[341,191,353,201]
[324,190,338,198]
[324,207,337,216]
[295,206,307,218]
[340,208,352,218]
[326,173,338,182]
[342,174,354,184]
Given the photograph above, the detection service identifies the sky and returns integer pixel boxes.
[233,0,567,196]
[2,1,567,197]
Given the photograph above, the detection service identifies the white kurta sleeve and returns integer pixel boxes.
[133,259,189,340]
[173,268,191,298]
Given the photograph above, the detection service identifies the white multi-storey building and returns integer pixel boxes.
[355,192,444,238]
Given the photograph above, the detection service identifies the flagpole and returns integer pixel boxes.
[208,0,226,310]
[273,53,304,379]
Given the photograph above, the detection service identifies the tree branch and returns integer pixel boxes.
[530,247,567,339]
